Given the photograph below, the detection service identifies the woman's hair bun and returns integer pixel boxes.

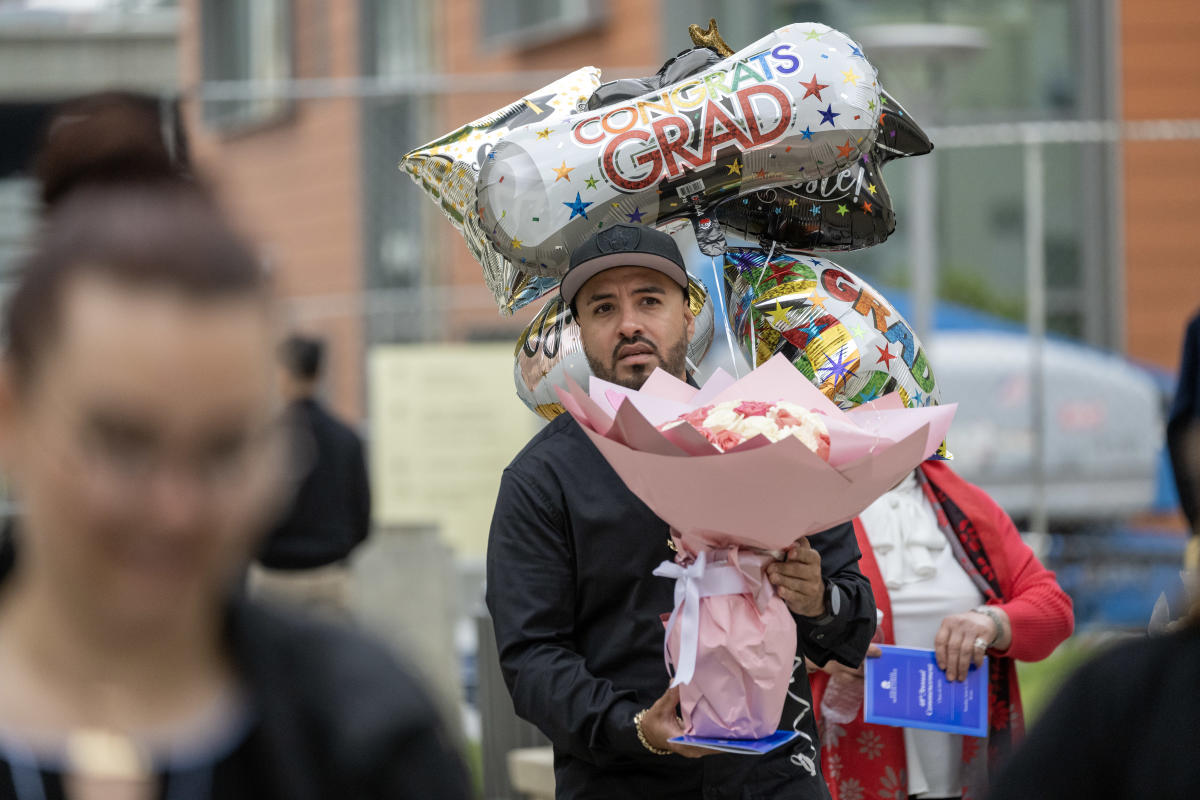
[33,91,188,212]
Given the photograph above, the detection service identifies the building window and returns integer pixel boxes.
[200,0,292,130]
[482,0,603,49]
[361,0,438,343]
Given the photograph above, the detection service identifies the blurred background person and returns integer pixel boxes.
[988,577,1200,800]
[0,95,469,800]
[809,462,1074,800]
[249,334,371,618]
[1168,309,1200,570]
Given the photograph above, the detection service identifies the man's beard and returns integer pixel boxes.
[585,331,689,390]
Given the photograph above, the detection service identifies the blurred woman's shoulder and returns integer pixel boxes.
[226,597,471,799]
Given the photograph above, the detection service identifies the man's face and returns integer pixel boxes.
[575,265,695,390]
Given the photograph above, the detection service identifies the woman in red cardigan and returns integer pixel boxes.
[809,461,1074,800]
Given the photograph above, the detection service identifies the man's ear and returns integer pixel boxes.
[683,295,696,342]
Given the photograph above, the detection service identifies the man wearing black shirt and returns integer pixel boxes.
[252,335,371,614]
[486,225,876,799]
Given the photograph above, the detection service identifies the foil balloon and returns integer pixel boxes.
[586,46,722,112]
[655,217,753,383]
[713,90,932,251]
[514,277,716,420]
[400,67,601,313]
[478,23,881,277]
[724,248,942,413]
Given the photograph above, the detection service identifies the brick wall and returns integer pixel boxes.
[434,0,663,340]
[1122,0,1200,370]
[179,0,365,421]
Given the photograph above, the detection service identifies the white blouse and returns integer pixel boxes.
[859,471,984,799]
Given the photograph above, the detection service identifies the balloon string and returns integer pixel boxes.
[708,252,744,378]
[749,240,778,368]
[751,239,778,297]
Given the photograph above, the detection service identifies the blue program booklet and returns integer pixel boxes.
[863,645,989,737]
[668,729,799,755]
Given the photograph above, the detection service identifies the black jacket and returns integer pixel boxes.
[990,623,1200,800]
[1168,311,1200,532]
[258,397,372,569]
[0,531,471,800]
[225,598,470,799]
[486,413,876,800]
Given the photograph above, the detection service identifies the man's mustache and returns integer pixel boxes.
[613,335,659,363]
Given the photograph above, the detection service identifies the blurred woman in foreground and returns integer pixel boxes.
[0,100,469,799]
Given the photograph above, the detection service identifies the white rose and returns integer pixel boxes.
[731,414,782,441]
[770,400,811,421]
[703,403,740,431]
[787,426,822,450]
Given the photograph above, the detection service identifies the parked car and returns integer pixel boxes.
[929,331,1164,526]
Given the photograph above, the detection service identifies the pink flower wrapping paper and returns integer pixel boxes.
[553,354,956,738]
[657,549,796,738]
[555,355,955,554]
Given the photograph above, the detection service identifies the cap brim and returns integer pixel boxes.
[560,253,688,307]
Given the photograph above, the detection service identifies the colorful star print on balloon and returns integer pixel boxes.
[563,192,593,220]
[799,74,830,101]
[722,249,946,436]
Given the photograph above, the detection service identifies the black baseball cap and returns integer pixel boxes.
[559,224,688,308]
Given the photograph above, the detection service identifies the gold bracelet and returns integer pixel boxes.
[633,709,671,755]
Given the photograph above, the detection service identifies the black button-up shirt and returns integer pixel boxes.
[487,413,876,799]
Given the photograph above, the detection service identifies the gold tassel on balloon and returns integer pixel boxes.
[688,18,735,56]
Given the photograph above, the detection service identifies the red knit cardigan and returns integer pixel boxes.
[810,461,1074,800]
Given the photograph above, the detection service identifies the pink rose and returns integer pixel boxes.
[735,400,774,417]
[714,430,744,452]
[682,404,714,428]
[775,408,810,428]
[815,433,831,462]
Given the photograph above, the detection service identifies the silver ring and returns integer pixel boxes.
[973,637,988,651]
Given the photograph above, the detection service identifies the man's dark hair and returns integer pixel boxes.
[280,335,325,381]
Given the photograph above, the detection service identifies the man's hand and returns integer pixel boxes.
[638,685,712,758]
[805,644,883,678]
[765,538,826,617]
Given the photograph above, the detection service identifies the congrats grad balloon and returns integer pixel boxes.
[477,23,882,277]
[400,67,601,312]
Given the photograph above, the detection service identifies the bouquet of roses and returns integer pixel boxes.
[556,355,955,740]
[662,399,832,458]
